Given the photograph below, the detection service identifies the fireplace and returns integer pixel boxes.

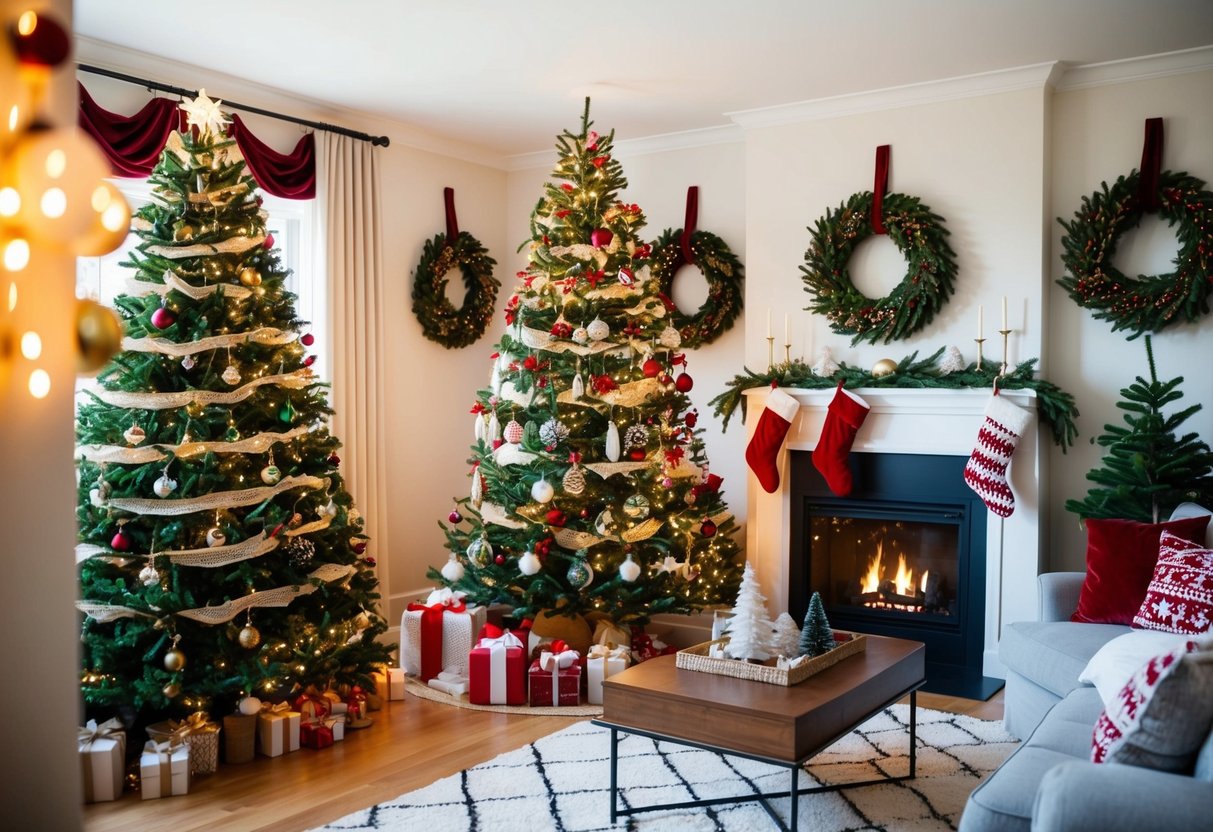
[790,451,1003,699]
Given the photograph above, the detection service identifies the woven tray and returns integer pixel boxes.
[675,630,866,686]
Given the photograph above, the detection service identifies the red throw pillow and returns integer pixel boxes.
[1071,516,1210,625]
[1133,531,1213,634]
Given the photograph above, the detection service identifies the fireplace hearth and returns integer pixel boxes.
[790,450,1004,699]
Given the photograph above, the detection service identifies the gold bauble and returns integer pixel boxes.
[174,223,195,242]
[239,266,262,287]
[238,625,261,649]
[162,682,181,699]
[75,298,124,375]
[871,358,897,377]
[163,648,187,672]
[353,612,371,630]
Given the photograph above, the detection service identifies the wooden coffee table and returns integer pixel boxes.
[593,635,925,831]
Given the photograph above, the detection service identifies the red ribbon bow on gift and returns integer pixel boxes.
[539,640,580,672]
[407,588,469,682]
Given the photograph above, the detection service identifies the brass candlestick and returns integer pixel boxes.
[766,336,775,370]
[999,328,1012,376]
[974,337,987,372]
[783,342,792,364]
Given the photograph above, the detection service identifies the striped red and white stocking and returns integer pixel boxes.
[963,393,1031,517]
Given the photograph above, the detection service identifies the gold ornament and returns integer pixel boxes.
[163,682,181,699]
[174,223,195,242]
[239,266,262,287]
[872,358,897,377]
[353,612,371,630]
[75,298,124,375]
[163,648,187,672]
[238,625,261,649]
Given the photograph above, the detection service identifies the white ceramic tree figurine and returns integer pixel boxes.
[723,562,775,661]
[772,612,802,658]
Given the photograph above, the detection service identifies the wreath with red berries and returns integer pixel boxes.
[800,191,957,346]
[411,232,499,349]
[650,228,744,348]
[1057,169,1213,339]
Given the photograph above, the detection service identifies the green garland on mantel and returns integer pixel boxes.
[708,347,1080,451]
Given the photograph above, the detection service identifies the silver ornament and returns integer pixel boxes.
[567,558,594,589]
[260,464,282,485]
[123,425,146,446]
[624,424,649,450]
[138,564,160,586]
[586,318,609,342]
[571,327,589,345]
[623,494,651,519]
[221,364,241,385]
[466,536,493,566]
[539,418,569,449]
[658,325,681,348]
[181,355,196,371]
[153,474,177,498]
[205,528,226,547]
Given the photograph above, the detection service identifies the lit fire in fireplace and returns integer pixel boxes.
[856,540,931,610]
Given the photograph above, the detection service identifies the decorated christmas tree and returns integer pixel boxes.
[722,562,774,661]
[799,591,837,658]
[1065,336,1213,523]
[75,93,392,722]
[435,100,743,631]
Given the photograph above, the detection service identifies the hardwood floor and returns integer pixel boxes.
[83,687,1004,832]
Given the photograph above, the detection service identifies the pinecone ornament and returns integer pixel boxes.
[562,464,586,495]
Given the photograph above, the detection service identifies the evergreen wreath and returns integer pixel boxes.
[1057,169,1213,339]
[411,231,499,349]
[800,191,958,346]
[650,228,744,348]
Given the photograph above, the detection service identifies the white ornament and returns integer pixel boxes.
[260,465,282,485]
[490,356,504,396]
[488,411,501,443]
[619,553,641,582]
[124,425,146,446]
[153,474,177,498]
[89,488,105,508]
[180,88,232,137]
[812,346,840,378]
[939,345,966,375]
[518,550,542,576]
[322,500,338,518]
[539,418,569,448]
[658,326,681,349]
[441,553,466,582]
[572,373,585,399]
[181,355,196,371]
[571,327,589,345]
[237,696,262,716]
[470,470,484,506]
[474,413,486,443]
[221,364,241,385]
[605,421,621,462]
[531,478,554,504]
[206,528,226,548]
[586,318,610,342]
[138,564,160,586]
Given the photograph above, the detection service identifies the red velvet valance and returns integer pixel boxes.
[78,82,316,200]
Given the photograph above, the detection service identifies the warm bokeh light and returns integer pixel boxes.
[27,367,50,398]
[19,330,40,359]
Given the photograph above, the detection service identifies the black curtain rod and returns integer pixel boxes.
[77,63,391,147]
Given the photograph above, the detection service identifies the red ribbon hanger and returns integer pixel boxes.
[872,144,890,234]
[444,186,460,242]
[679,185,699,264]
[1138,117,1163,212]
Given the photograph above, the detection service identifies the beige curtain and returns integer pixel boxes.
[314,132,390,607]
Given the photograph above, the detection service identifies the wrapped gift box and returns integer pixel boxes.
[294,691,332,723]
[469,627,526,705]
[586,644,630,705]
[387,667,405,700]
[300,719,334,749]
[79,719,125,803]
[401,588,486,682]
[331,715,346,742]
[427,669,468,696]
[256,703,301,757]
[140,740,190,799]
[528,641,582,707]
[148,712,221,775]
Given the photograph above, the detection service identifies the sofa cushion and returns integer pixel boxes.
[1078,629,1191,705]
[1133,531,1213,634]
[1092,638,1213,770]
[1000,620,1128,698]
[1195,727,1213,782]
[1072,515,1210,625]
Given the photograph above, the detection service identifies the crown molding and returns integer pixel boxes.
[727,62,1060,129]
[504,122,743,171]
[1055,44,1213,91]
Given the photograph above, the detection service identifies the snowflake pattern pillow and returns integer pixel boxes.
[1091,639,1213,770]
[1132,531,1213,634]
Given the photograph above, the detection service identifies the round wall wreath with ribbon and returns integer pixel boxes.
[411,188,499,349]
[1057,169,1213,339]
[800,189,958,346]
[651,228,744,348]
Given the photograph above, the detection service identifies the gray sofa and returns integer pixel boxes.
[959,504,1213,832]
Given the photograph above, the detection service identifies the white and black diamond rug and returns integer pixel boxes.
[311,704,1016,832]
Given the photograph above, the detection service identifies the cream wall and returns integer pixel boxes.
[1048,67,1213,571]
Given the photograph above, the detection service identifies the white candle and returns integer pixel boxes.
[784,313,789,345]
[1002,296,1008,330]
[977,305,983,339]
[766,308,771,338]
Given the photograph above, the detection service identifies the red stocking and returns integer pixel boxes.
[812,382,870,496]
[964,392,1031,517]
[745,387,800,493]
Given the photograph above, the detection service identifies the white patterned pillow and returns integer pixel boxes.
[1092,638,1213,770]
[1133,531,1213,634]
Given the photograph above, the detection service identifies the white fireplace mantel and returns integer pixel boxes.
[742,386,1046,679]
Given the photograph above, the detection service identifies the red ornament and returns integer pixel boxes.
[700,519,717,538]
[658,373,673,386]
[544,509,567,527]
[328,453,341,465]
[685,411,698,428]
[590,228,613,248]
[642,358,662,378]
[352,541,368,555]
[628,448,646,461]
[580,508,590,519]
[150,307,176,330]
[675,373,695,393]
[8,12,70,67]
[494,554,506,566]
[110,528,131,552]
[264,233,275,249]
[448,509,463,524]
[303,355,316,367]
[300,333,315,347]
[363,556,377,567]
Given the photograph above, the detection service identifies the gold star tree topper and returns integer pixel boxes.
[180,88,231,138]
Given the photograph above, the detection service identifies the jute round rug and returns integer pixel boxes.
[310,704,1017,831]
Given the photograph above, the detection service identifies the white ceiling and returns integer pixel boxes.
[74,0,1213,157]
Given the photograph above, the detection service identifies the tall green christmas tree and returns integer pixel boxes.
[1066,336,1213,523]
[435,101,743,628]
[75,93,391,723]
